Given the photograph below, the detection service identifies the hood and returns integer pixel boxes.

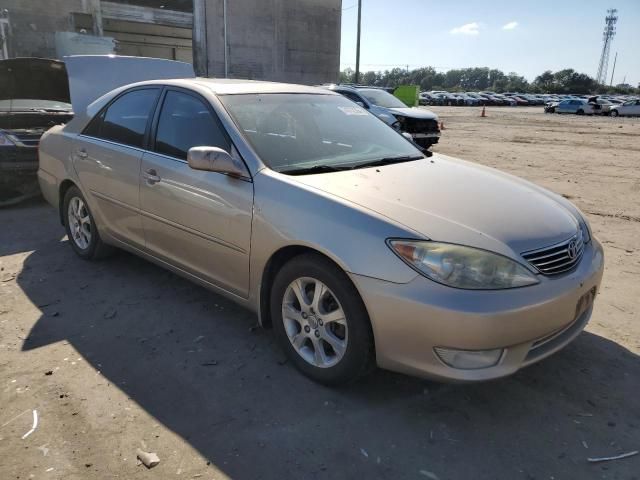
[388,107,438,120]
[290,154,579,258]
[0,58,70,103]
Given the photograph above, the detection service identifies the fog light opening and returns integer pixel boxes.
[434,347,504,370]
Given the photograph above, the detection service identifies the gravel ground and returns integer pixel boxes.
[1,106,638,480]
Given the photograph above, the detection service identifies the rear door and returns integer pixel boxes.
[139,88,253,297]
[74,87,160,247]
[557,100,570,113]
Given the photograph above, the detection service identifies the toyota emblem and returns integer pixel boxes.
[567,240,578,260]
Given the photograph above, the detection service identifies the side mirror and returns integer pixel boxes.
[401,132,413,141]
[356,101,367,109]
[187,146,249,178]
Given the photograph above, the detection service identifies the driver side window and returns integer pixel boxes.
[154,90,230,161]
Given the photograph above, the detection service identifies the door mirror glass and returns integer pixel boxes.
[187,146,249,178]
[355,101,366,108]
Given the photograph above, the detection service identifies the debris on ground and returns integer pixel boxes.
[21,410,38,439]
[194,335,205,343]
[103,308,117,319]
[136,449,160,469]
[587,450,638,464]
[419,470,440,479]
[201,361,218,366]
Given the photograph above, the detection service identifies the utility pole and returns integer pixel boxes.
[354,0,362,84]
[609,51,617,86]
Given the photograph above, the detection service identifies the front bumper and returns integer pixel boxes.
[0,147,39,200]
[0,147,38,176]
[349,238,604,382]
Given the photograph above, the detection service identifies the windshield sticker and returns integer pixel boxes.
[338,106,367,116]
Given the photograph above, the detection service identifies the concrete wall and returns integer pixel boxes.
[2,0,192,61]
[1,0,87,58]
[200,0,342,85]
[5,0,342,85]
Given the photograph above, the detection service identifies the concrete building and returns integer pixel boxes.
[1,0,341,84]
[0,1,193,62]
[193,0,342,84]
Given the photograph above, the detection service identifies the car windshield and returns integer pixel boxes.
[357,89,408,109]
[0,99,72,112]
[221,93,423,173]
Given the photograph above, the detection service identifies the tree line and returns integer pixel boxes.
[339,66,639,95]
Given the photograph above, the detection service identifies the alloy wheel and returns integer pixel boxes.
[282,277,348,368]
[67,196,92,250]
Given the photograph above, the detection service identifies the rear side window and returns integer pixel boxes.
[88,89,159,148]
[154,90,230,160]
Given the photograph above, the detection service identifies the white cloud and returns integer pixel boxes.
[450,22,480,35]
[502,21,519,30]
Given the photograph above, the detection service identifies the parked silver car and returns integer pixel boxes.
[610,99,640,117]
[38,56,604,385]
[555,99,595,115]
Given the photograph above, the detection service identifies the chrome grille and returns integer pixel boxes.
[522,230,584,275]
[8,131,41,148]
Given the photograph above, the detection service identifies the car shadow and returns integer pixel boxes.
[10,204,640,479]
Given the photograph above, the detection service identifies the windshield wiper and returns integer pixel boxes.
[279,164,351,175]
[349,155,424,170]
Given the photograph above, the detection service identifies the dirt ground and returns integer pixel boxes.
[1,106,639,480]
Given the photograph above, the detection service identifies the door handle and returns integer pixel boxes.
[77,148,88,159]
[143,168,161,184]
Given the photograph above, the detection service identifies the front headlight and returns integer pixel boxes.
[575,212,591,244]
[0,131,16,147]
[388,240,539,290]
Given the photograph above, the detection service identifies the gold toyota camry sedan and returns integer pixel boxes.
[37,56,604,384]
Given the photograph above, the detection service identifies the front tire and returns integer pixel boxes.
[271,254,375,385]
[610,110,619,117]
[63,186,112,260]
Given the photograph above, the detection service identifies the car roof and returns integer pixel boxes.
[131,77,337,96]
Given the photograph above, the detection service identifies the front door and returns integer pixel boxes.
[139,88,253,297]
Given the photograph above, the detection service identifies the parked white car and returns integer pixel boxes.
[610,99,640,117]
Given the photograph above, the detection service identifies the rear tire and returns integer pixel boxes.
[63,186,113,260]
[610,110,619,117]
[576,109,584,115]
[271,254,375,385]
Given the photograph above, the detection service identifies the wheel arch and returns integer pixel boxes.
[58,179,78,225]
[258,245,369,332]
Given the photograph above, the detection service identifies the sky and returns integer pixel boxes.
[340,0,640,86]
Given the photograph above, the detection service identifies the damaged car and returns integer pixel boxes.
[326,85,441,150]
[0,58,73,206]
